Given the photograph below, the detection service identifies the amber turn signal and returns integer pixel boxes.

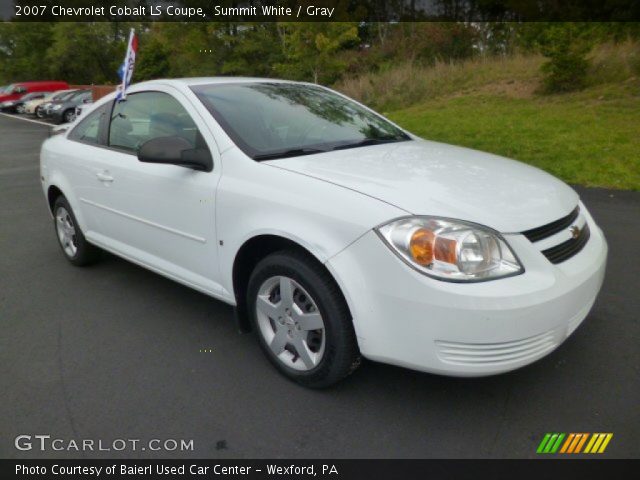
[409,228,435,265]
[410,228,458,266]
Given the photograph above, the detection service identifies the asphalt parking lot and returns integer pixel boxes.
[1,113,638,459]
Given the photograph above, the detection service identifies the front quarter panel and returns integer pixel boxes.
[216,148,406,297]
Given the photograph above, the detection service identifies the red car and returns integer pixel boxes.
[0,81,69,103]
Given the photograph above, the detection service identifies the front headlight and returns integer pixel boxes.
[376,217,523,282]
[52,104,62,110]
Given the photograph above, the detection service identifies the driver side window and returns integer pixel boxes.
[108,91,204,154]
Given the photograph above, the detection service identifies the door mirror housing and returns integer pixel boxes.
[137,136,212,172]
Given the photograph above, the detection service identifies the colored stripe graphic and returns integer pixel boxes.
[538,433,613,454]
[537,433,552,453]
[560,433,575,453]
[550,433,565,453]
[584,433,614,454]
[567,433,582,453]
[537,433,565,453]
[574,433,588,453]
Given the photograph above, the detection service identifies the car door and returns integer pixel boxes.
[64,100,114,235]
[84,88,223,297]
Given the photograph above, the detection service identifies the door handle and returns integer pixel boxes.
[96,171,114,183]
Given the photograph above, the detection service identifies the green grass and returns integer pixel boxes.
[387,80,640,190]
[337,41,640,190]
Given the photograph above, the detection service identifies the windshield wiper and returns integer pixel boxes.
[331,137,408,151]
[253,147,328,161]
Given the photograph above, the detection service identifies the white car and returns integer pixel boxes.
[40,78,607,387]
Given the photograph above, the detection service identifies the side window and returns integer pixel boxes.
[68,102,110,145]
[108,91,204,153]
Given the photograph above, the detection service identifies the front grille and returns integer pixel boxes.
[522,206,579,242]
[435,330,558,366]
[520,205,590,264]
[541,223,591,264]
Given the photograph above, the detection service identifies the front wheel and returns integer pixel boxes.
[247,251,360,388]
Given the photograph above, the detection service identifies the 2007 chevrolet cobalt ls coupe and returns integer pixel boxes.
[40,78,607,387]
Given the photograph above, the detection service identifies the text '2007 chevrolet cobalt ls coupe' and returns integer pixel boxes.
[40,78,607,387]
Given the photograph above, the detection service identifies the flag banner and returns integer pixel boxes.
[116,28,138,101]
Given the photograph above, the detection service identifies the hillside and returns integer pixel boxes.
[336,41,640,190]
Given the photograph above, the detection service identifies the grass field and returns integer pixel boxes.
[337,42,640,190]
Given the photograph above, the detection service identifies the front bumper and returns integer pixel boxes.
[49,109,65,123]
[326,206,607,376]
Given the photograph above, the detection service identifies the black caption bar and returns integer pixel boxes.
[7,0,640,22]
[3,459,639,480]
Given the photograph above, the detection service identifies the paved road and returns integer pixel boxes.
[1,114,638,459]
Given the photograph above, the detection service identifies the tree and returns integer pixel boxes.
[219,24,283,77]
[275,22,359,83]
[0,22,55,83]
[45,22,127,84]
[538,23,592,93]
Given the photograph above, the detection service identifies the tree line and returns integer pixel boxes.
[0,22,638,92]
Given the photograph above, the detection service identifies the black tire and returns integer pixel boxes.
[62,109,75,124]
[52,196,100,266]
[247,250,360,388]
[35,106,43,118]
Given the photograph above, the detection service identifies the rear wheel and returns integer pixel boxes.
[247,251,360,388]
[52,196,100,266]
[35,106,44,118]
[63,109,75,123]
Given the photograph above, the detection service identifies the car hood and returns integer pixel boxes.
[265,139,578,232]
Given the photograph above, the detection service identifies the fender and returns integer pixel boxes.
[216,149,406,299]
[45,174,89,234]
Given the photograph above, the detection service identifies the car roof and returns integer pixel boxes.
[13,81,67,85]
[134,77,301,89]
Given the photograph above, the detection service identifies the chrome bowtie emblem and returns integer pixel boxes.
[570,225,581,239]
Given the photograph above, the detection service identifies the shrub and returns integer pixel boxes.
[538,24,592,93]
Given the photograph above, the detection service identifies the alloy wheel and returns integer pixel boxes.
[55,206,78,258]
[255,276,326,371]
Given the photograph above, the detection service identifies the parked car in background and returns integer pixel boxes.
[37,89,80,119]
[0,91,49,113]
[74,97,94,120]
[0,81,68,103]
[24,90,73,116]
[48,89,92,124]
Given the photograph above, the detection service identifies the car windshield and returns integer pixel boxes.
[22,92,46,101]
[55,91,80,102]
[191,82,410,160]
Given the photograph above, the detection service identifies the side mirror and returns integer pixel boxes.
[137,136,213,172]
